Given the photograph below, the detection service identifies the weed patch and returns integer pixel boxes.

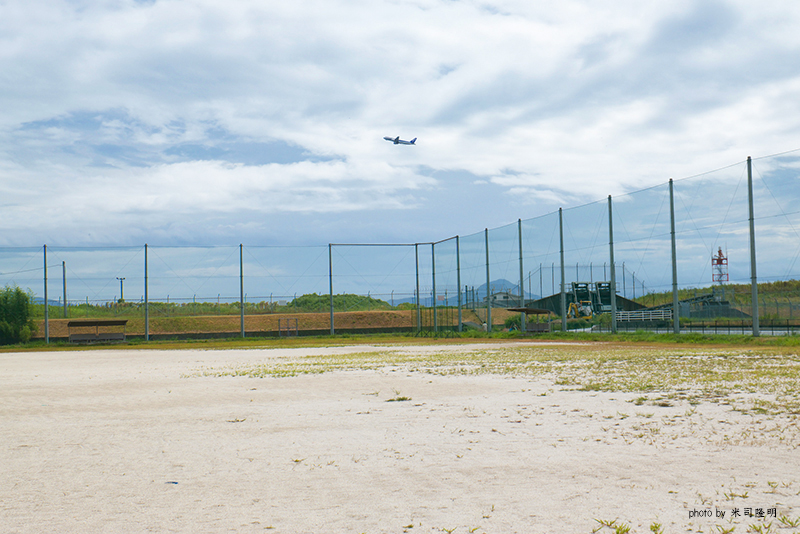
[193,344,800,415]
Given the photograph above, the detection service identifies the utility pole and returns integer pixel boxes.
[116,277,125,303]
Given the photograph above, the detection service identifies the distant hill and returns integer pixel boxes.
[475,278,539,300]
[33,297,63,307]
[639,279,800,307]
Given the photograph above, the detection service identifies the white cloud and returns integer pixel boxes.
[0,156,439,245]
[2,0,800,252]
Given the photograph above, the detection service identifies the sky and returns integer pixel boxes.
[2,0,800,251]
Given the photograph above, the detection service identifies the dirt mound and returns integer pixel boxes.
[36,308,520,338]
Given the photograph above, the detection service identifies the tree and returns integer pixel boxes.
[0,286,36,344]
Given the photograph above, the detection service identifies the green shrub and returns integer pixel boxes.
[504,314,522,330]
[0,286,36,345]
[566,318,591,330]
[19,325,32,343]
[288,293,391,312]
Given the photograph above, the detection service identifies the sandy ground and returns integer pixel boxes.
[2,342,799,533]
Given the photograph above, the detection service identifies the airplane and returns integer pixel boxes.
[384,136,417,145]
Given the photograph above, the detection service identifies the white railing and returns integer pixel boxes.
[615,309,673,322]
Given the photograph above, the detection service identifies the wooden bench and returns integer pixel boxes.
[67,320,128,343]
[507,307,553,334]
[525,322,551,333]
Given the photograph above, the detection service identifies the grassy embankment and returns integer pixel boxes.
[6,327,800,354]
[19,280,800,342]
[633,279,800,314]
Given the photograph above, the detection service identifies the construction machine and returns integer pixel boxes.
[568,300,593,318]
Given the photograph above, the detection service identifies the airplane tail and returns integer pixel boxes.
[410,138,416,144]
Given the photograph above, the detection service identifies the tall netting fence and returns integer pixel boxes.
[613,184,674,303]
[484,221,526,331]
[3,245,338,339]
[146,245,332,336]
[748,153,800,320]
[558,200,611,324]
[0,247,51,305]
[1,246,147,340]
[5,151,800,341]
[669,162,752,318]
[456,229,490,330]
[522,212,562,303]
[426,237,459,333]
[604,154,800,332]
[328,243,421,334]
[242,245,329,312]
[147,246,240,314]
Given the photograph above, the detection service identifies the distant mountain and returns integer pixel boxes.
[33,297,63,306]
[476,278,526,299]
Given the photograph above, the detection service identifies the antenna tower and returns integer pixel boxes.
[712,247,728,284]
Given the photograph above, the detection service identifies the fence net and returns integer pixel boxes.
[4,151,800,338]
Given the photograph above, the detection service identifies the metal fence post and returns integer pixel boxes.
[559,209,566,331]
[747,156,760,336]
[431,243,437,333]
[485,228,491,332]
[622,262,626,298]
[329,244,334,335]
[669,179,680,334]
[43,245,49,344]
[608,196,617,333]
[62,261,67,319]
[145,244,149,341]
[456,236,462,332]
[415,243,421,333]
[518,219,526,330]
[239,244,245,338]
[538,264,542,299]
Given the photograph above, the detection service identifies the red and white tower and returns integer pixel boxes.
[712,247,728,284]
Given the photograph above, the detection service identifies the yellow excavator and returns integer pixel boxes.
[568,300,593,318]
